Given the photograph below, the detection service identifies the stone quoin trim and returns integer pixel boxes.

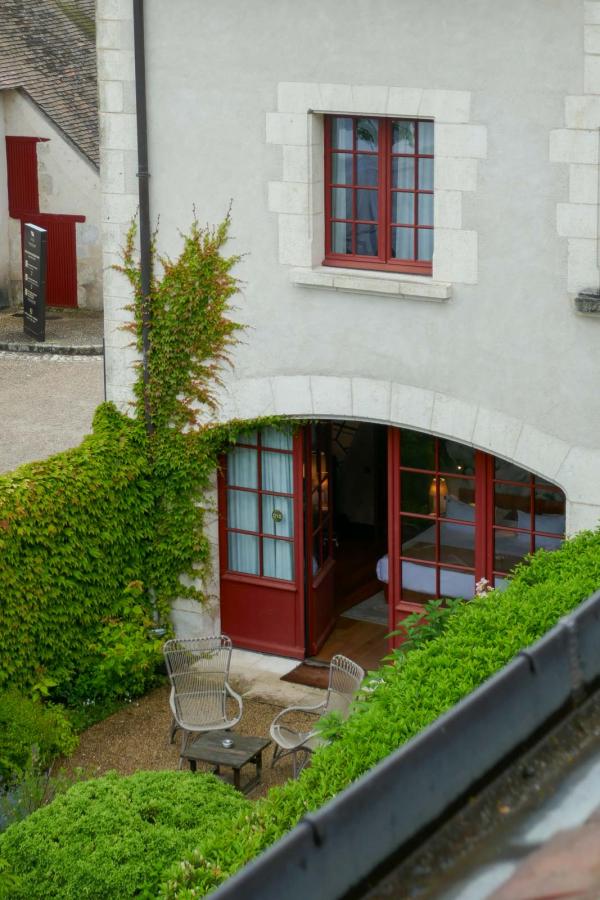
[267,82,487,295]
[550,1,600,299]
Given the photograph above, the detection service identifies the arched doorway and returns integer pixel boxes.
[218,423,566,666]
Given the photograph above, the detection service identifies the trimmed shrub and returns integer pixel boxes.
[161,529,600,896]
[0,691,77,785]
[0,771,249,899]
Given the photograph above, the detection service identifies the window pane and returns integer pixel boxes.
[262,494,294,538]
[391,227,414,259]
[494,529,532,572]
[400,430,435,469]
[418,193,433,226]
[440,569,475,599]
[440,523,475,567]
[332,187,352,219]
[261,427,292,450]
[535,535,563,552]
[356,118,378,150]
[356,223,378,256]
[356,154,378,186]
[401,516,435,558]
[439,440,475,475]
[227,489,258,532]
[495,459,531,481]
[534,489,565,531]
[392,157,414,189]
[356,189,378,221]
[331,117,353,150]
[392,192,415,224]
[331,221,351,254]
[494,484,530,525]
[401,560,436,601]
[400,471,432,515]
[263,539,294,580]
[418,121,434,154]
[227,447,257,488]
[228,532,259,576]
[418,158,434,190]
[236,430,257,445]
[262,451,293,493]
[392,120,415,153]
[417,229,433,261]
[332,153,352,184]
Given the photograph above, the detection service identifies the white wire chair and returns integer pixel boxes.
[270,654,365,778]
[163,635,243,768]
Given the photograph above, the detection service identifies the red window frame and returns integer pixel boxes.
[388,429,566,622]
[323,116,433,276]
[222,430,296,582]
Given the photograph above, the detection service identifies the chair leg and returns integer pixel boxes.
[169,716,178,745]
[178,729,191,770]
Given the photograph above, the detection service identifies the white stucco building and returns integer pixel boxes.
[98,0,600,662]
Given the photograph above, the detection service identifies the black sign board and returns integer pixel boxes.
[23,223,48,341]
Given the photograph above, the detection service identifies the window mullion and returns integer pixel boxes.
[380,118,389,263]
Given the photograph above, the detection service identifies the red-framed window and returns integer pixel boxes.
[324,116,433,275]
[223,428,296,582]
[389,430,566,612]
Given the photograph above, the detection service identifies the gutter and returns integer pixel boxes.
[213,588,600,900]
[132,0,153,435]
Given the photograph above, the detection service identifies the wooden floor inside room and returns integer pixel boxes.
[312,617,388,673]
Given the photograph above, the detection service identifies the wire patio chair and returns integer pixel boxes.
[163,635,243,768]
[270,654,365,778]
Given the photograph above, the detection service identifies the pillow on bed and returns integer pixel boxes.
[517,510,565,534]
[445,498,476,522]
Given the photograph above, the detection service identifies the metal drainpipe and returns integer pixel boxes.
[132,0,153,435]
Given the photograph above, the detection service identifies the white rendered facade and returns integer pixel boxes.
[97,0,600,635]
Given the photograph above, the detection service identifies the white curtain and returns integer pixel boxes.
[226,434,294,581]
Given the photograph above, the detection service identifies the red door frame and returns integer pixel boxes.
[218,432,306,658]
[305,423,336,656]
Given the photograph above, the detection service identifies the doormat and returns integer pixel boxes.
[341,590,388,625]
[281,663,330,689]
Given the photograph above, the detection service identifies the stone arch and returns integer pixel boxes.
[215,374,600,535]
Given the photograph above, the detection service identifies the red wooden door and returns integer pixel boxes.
[306,422,336,656]
[23,215,83,308]
[219,428,305,658]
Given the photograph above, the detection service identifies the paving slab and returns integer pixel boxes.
[0,351,104,473]
[229,648,326,708]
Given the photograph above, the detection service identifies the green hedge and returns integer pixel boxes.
[0,403,154,696]
[161,529,600,897]
[0,771,249,899]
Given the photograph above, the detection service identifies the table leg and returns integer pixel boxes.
[190,759,197,773]
[233,767,241,791]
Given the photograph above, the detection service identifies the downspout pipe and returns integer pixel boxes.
[132,0,153,435]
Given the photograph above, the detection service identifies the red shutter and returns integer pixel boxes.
[5,137,47,216]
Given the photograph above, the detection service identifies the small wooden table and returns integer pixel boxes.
[183,731,271,794]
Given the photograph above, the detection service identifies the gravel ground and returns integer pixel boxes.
[63,684,316,799]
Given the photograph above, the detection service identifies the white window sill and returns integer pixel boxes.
[290,266,451,302]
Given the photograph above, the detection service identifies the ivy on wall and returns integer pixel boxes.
[0,213,287,694]
[118,214,289,611]
[0,404,154,692]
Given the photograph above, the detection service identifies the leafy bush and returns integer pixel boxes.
[0,771,249,899]
[161,529,600,897]
[0,691,77,785]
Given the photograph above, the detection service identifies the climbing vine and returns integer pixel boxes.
[118,214,289,612]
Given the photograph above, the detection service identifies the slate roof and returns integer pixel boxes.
[0,0,98,167]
